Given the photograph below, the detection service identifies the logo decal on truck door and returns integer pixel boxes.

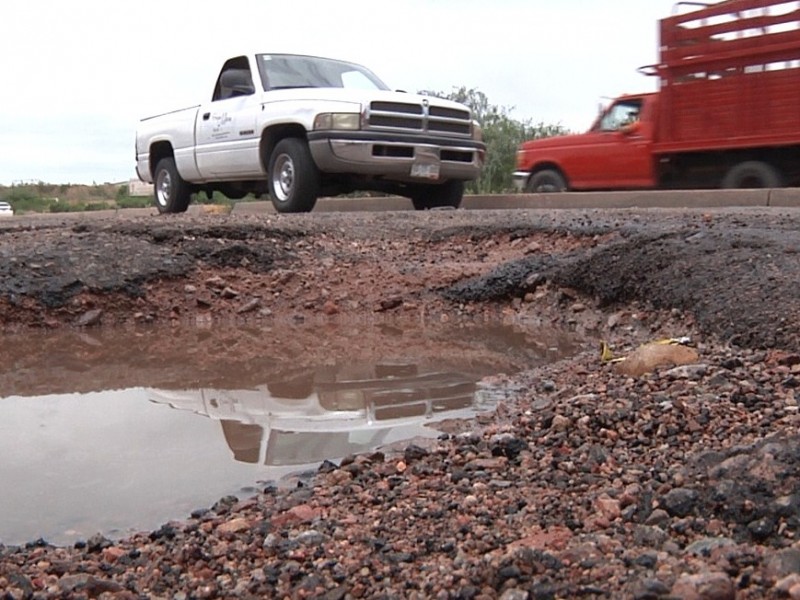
[211,113,233,139]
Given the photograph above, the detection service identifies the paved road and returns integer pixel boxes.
[2,189,800,225]
[234,188,800,214]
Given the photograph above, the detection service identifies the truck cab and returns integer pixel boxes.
[513,93,658,193]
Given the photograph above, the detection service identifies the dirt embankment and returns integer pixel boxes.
[1,208,799,348]
[2,206,800,599]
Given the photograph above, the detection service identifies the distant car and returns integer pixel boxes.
[0,202,13,217]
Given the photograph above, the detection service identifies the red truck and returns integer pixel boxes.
[514,0,800,193]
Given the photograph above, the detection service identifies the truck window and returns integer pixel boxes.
[341,70,379,90]
[212,57,255,102]
[598,100,642,132]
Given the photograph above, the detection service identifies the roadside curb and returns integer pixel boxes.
[230,189,800,215]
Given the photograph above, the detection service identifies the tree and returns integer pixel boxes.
[421,87,569,193]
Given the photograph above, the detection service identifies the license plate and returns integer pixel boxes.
[410,162,440,180]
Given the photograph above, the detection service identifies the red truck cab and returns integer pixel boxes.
[515,93,659,192]
[515,0,800,193]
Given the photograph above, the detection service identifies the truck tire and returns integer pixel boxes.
[526,169,567,193]
[410,180,464,210]
[154,157,192,214]
[268,138,320,213]
[722,161,783,189]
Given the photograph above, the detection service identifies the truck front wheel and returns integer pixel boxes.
[154,157,192,214]
[410,180,464,210]
[268,138,320,213]
[722,161,783,189]
[526,170,567,193]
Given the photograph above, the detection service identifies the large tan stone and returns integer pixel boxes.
[615,343,700,377]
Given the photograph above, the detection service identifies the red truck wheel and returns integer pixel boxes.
[526,170,567,193]
[722,161,783,189]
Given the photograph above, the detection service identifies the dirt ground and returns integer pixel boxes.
[2,205,800,599]
[1,207,798,347]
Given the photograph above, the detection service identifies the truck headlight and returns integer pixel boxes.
[314,113,361,131]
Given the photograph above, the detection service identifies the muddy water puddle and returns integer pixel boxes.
[0,319,581,546]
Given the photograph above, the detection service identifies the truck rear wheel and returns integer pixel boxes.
[268,138,320,213]
[154,157,192,214]
[722,161,783,189]
[410,180,464,210]
[526,169,567,193]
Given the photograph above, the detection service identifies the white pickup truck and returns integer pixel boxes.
[135,53,486,213]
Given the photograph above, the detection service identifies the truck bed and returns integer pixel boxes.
[654,0,800,153]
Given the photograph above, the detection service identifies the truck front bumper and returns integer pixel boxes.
[308,131,485,182]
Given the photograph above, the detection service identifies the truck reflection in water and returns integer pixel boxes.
[148,362,485,466]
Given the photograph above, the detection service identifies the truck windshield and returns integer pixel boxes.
[257,54,390,91]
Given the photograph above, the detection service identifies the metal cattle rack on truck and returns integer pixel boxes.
[654,0,800,153]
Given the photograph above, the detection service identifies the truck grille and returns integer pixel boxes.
[367,101,473,137]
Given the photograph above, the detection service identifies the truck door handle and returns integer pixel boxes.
[202,112,210,121]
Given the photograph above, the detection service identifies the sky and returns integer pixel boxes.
[0,0,682,186]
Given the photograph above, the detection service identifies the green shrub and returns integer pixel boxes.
[9,196,53,214]
[116,196,151,209]
[49,202,74,213]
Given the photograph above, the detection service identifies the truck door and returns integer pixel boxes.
[565,98,654,189]
[195,65,262,178]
